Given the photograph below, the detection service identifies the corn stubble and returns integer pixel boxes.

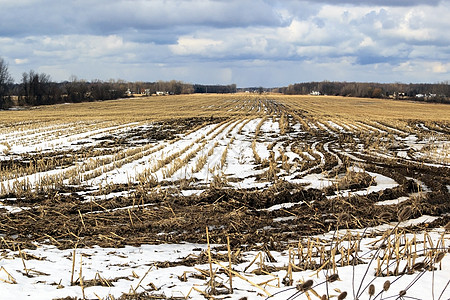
[0,94,449,299]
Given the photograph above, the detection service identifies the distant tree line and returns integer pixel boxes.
[121,81,236,95]
[127,80,194,95]
[193,84,237,93]
[15,74,128,106]
[0,57,238,109]
[0,61,132,108]
[276,81,450,103]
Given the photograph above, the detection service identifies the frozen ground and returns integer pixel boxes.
[1,99,449,299]
[0,227,448,299]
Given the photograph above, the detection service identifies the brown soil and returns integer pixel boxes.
[1,117,449,252]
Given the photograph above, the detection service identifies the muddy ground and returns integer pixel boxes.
[1,117,449,252]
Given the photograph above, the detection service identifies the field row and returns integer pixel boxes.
[1,105,448,199]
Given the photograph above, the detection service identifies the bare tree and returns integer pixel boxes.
[65,75,89,102]
[20,70,52,105]
[0,57,14,109]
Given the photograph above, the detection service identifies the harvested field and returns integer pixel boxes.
[0,94,449,299]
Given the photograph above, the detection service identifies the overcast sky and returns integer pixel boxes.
[1,0,449,86]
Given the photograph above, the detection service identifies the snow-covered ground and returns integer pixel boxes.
[1,116,448,197]
[0,227,448,299]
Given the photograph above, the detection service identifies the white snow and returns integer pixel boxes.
[0,229,447,300]
[1,111,449,299]
[375,196,410,206]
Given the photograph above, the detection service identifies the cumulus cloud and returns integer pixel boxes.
[0,0,449,85]
[14,58,29,65]
[432,62,448,73]
[170,37,224,56]
[299,0,443,6]
[0,0,284,37]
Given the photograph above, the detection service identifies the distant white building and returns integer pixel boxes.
[415,93,436,99]
[309,91,321,96]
